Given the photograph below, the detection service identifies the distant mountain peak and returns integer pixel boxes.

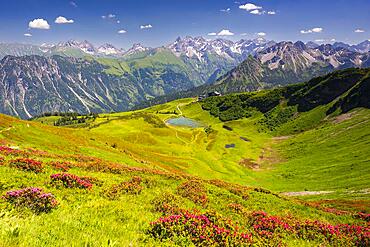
[56,39,96,54]
[294,41,306,50]
[306,41,319,49]
[97,43,124,56]
[167,36,273,61]
[124,43,150,56]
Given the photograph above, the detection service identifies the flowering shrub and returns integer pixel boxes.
[149,210,252,246]
[79,176,102,186]
[355,212,370,222]
[177,180,208,206]
[3,187,58,214]
[209,179,250,200]
[152,193,183,215]
[247,211,370,246]
[105,176,143,199]
[0,146,23,156]
[50,173,92,189]
[228,203,245,213]
[48,161,73,172]
[149,208,370,246]
[0,156,4,165]
[9,158,43,173]
[79,161,185,180]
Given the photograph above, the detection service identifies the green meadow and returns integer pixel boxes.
[0,91,369,245]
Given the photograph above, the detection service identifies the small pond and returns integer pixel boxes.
[225,143,235,148]
[166,117,202,128]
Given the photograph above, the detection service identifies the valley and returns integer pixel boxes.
[0,68,369,245]
[1,1,369,246]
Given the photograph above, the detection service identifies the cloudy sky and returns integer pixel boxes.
[1,0,369,48]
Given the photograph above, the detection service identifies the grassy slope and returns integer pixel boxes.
[0,96,369,245]
[18,98,370,198]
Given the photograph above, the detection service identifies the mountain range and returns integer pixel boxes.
[0,37,369,118]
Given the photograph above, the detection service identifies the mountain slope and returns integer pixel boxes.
[133,42,370,110]
[207,42,370,94]
[201,67,370,122]
[0,55,198,118]
[1,39,370,118]
[198,67,370,194]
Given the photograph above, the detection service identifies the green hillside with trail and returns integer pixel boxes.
[0,68,369,246]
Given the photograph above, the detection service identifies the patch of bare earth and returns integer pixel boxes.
[332,112,356,124]
[240,144,285,171]
[239,158,260,170]
[240,135,290,171]
[281,191,334,197]
[272,135,292,141]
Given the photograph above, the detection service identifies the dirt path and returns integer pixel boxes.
[164,101,200,145]
[176,103,184,116]
[0,127,14,133]
[163,103,189,145]
[281,191,334,197]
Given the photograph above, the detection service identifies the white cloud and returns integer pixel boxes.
[217,29,234,36]
[55,16,74,24]
[207,32,217,36]
[117,20,120,24]
[300,27,323,34]
[24,33,32,37]
[354,29,365,33]
[257,32,266,36]
[239,3,262,11]
[29,18,50,29]
[239,3,276,16]
[240,33,248,36]
[311,27,323,33]
[314,39,325,43]
[118,29,127,34]
[140,24,152,29]
[102,14,116,19]
[220,8,231,13]
[250,9,264,15]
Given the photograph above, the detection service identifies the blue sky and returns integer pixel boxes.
[1,0,369,48]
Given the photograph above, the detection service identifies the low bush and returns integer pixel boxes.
[355,212,370,222]
[246,211,369,246]
[0,146,23,156]
[3,187,58,214]
[104,176,143,199]
[152,192,183,215]
[177,180,208,206]
[209,179,250,200]
[148,210,252,246]
[48,161,73,172]
[227,203,245,213]
[9,158,43,173]
[79,176,103,186]
[149,209,370,246]
[50,173,93,189]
